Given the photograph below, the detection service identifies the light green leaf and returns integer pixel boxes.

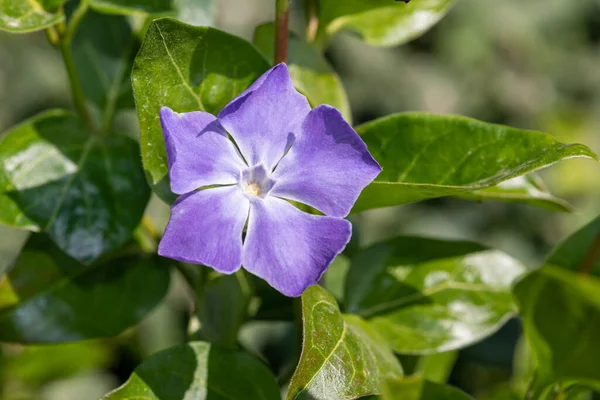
[547,215,600,275]
[457,174,573,213]
[317,0,456,47]
[287,285,403,400]
[0,235,170,343]
[0,110,150,263]
[414,351,458,384]
[132,18,270,201]
[103,341,281,400]
[253,22,352,123]
[0,0,65,33]
[345,236,526,354]
[353,113,598,214]
[380,375,474,400]
[89,0,215,26]
[513,266,600,395]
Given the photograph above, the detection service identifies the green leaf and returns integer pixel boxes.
[89,0,216,26]
[287,285,403,400]
[457,174,573,213]
[253,22,352,123]
[353,113,598,214]
[0,235,170,343]
[380,375,474,400]
[0,110,150,263]
[547,215,600,275]
[72,10,137,131]
[513,266,600,394]
[414,351,458,384]
[344,236,527,354]
[89,0,172,15]
[103,341,281,400]
[317,0,456,47]
[0,0,65,33]
[132,18,270,201]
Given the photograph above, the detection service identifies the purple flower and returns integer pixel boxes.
[158,64,381,297]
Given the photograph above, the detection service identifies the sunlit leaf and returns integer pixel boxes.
[0,0,65,33]
[380,375,474,400]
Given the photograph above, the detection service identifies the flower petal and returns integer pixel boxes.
[243,197,351,297]
[161,107,247,195]
[271,105,382,218]
[218,64,311,170]
[159,186,249,273]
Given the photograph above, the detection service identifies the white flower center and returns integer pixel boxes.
[245,182,262,197]
[240,164,274,199]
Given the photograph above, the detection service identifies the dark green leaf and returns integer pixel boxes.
[345,236,526,354]
[89,0,172,15]
[547,215,600,275]
[353,114,598,213]
[457,174,573,213]
[513,266,600,394]
[89,0,216,26]
[253,22,352,123]
[0,110,150,263]
[72,10,137,131]
[132,18,270,201]
[0,236,170,343]
[317,0,456,47]
[287,285,403,400]
[0,0,65,33]
[103,341,281,400]
[380,375,474,400]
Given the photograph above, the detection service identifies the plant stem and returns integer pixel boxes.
[275,0,290,64]
[579,228,600,275]
[305,0,318,43]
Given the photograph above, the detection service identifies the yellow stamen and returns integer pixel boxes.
[245,183,261,197]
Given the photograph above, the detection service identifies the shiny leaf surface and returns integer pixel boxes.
[0,0,65,33]
[513,267,600,393]
[0,236,170,343]
[253,22,352,123]
[345,236,526,354]
[287,285,403,400]
[353,113,598,213]
[317,0,456,47]
[547,215,600,275]
[0,110,150,263]
[132,18,269,200]
[380,375,474,400]
[457,174,573,213]
[103,341,280,400]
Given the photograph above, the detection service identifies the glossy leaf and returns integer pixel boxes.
[380,375,474,400]
[253,22,352,123]
[0,110,150,263]
[317,0,456,47]
[353,114,598,213]
[103,341,280,400]
[132,18,270,200]
[72,10,137,130]
[345,236,526,354]
[457,174,573,213]
[513,267,600,394]
[287,285,403,400]
[0,0,65,33]
[547,215,600,275]
[0,236,170,343]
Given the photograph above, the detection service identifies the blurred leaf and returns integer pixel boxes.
[0,225,28,277]
[191,270,252,348]
[89,0,172,15]
[103,341,280,400]
[89,0,215,26]
[252,275,295,321]
[321,254,351,302]
[0,0,65,33]
[547,215,600,275]
[72,10,137,131]
[287,285,403,400]
[380,375,474,400]
[0,110,150,263]
[317,0,456,47]
[345,236,526,354]
[132,18,269,201]
[457,174,573,213]
[253,22,352,123]
[513,266,600,395]
[353,114,598,213]
[414,351,458,384]
[0,236,170,343]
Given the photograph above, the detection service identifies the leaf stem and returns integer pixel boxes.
[275,0,290,64]
[578,228,600,275]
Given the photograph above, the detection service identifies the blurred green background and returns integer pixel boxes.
[1,0,599,399]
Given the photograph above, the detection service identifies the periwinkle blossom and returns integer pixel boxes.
[158,63,381,297]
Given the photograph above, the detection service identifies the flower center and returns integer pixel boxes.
[245,183,262,197]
